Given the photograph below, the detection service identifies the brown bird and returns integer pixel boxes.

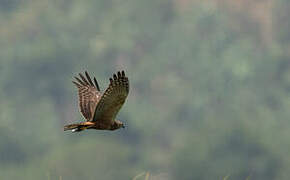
[64,70,129,132]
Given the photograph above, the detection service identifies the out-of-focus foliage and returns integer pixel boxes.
[0,0,289,179]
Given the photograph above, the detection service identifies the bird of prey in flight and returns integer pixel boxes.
[64,71,129,132]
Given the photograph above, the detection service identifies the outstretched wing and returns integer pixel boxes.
[92,71,129,122]
[72,71,102,121]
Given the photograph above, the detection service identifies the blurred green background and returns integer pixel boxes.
[0,0,290,179]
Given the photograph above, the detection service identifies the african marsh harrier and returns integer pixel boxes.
[64,71,129,132]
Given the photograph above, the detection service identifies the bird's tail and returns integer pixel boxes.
[64,122,93,132]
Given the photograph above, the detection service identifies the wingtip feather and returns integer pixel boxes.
[72,81,81,87]
[79,73,89,85]
[113,74,117,80]
[93,77,100,91]
[74,76,85,85]
[85,71,94,86]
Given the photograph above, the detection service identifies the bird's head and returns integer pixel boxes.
[111,120,125,130]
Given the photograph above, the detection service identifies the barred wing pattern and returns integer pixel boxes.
[92,71,129,122]
[72,72,102,121]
